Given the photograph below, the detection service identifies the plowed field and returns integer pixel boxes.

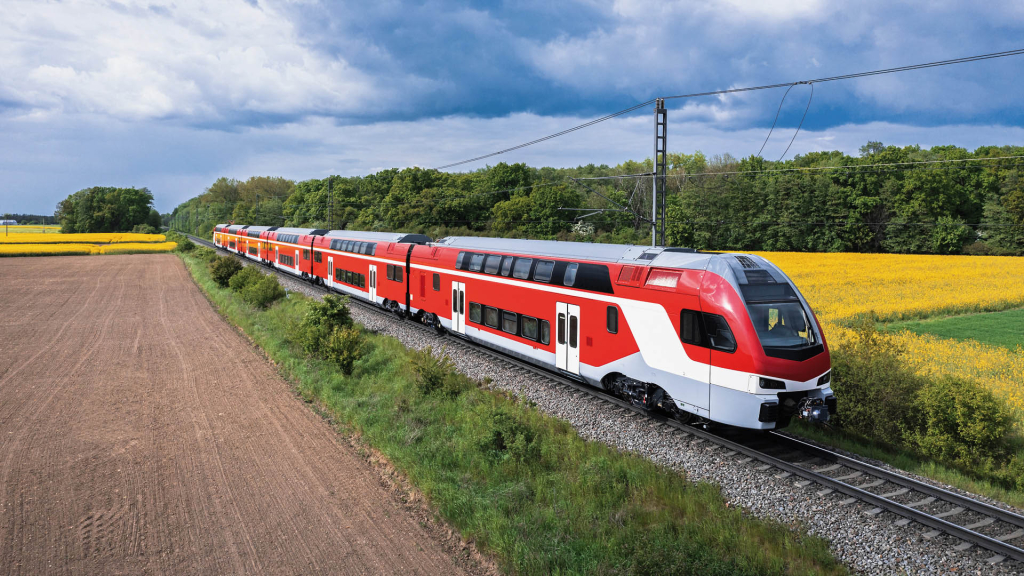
[0,255,471,575]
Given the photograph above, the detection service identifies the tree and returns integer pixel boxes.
[55,186,157,233]
[859,141,884,157]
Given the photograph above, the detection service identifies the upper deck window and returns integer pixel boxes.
[469,253,485,272]
[534,260,555,283]
[512,258,532,279]
[484,254,502,275]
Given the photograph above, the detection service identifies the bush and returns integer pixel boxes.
[410,346,469,398]
[239,274,286,309]
[228,266,264,292]
[295,295,353,356]
[131,223,158,234]
[193,246,216,262]
[909,376,1013,467]
[176,237,196,252]
[322,326,364,375]
[829,319,924,445]
[209,256,243,287]
[480,407,539,464]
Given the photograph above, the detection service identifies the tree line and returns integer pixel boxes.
[169,142,1024,255]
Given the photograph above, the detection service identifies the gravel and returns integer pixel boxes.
[226,250,1023,576]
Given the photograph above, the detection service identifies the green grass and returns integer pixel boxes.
[884,308,1024,350]
[178,250,846,576]
[788,422,1024,510]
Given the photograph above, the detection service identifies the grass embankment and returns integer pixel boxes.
[884,309,1024,351]
[178,248,845,576]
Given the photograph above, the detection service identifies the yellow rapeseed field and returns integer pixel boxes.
[753,252,1024,323]
[755,252,1024,415]
[0,232,165,244]
[0,241,176,257]
[0,225,61,234]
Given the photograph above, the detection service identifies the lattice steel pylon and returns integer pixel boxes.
[653,98,667,246]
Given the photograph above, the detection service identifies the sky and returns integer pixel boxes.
[1,1,1023,214]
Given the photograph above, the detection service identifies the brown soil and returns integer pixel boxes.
[0,255,475,575]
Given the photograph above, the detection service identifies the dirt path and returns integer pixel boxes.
[0,255,473,575]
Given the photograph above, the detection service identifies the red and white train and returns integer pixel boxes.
[213,224,835,429]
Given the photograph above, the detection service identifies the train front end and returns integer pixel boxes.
[699,253,835,429]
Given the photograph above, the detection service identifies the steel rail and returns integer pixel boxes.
[187,233,1023,564]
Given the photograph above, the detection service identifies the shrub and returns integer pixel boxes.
[411,346,471,398]
[322,326,364,375]
[829,319,924,445]
[295,295,354,356]
[209,256,243,287]
[239,274,286,309]
[176,237,196,252]
[131,223,158,234]
[228,266,264,292]
[480,407,539,464]
[193,246,216,262]
[909,376,1013,467]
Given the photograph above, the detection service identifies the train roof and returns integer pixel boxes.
[324,230,432,244]
[272,227,325,236]
[431,236,709,266]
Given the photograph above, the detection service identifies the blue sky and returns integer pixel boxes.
[2,0,1024,214]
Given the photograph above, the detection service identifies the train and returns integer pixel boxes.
[213,224,835,430]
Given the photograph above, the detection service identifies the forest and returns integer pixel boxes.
[169,142,1024,255]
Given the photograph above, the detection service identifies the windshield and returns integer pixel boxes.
[748,302,817,348]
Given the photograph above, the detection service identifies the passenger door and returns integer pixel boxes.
[327,257,334,290]
[556,302,581,374]
[451,281,465,334]
[368,265,377,303]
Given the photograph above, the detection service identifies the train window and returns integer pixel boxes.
[249,246,258,255]
[513,258,533,279]
[521,316,539,340]
[314,251,322,263]
[360,242,369,254]
[557,313,566,345]
[483,306,499,328]
[433,273,440,291]
[303,249,310,260]
[607,306,618,334]
[534,260,555,283]
[502,311,518,334]
[500,257,514,276]
[469,253,485,272]
[540,320,550,345]
[229,241,236,248]
[469,302,482,324]
[394,267,404,283]
[386,264,394,281]
[680,310,705,346]
[703,314,736,353]
[452,290,458,312]
[360,274,366,288]
[459,291,464,314]
[564,263,579,287]
[484,254,502,274]
[335,268,343,281]
[456,252,466,269]
[569,316,578,348]
[367,243,376,256]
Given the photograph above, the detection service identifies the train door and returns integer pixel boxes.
[451,282,466,334]
[294,249,299,269]
[274,246,279,267]
[368,265,377,303]
[327,257,334,290]
[556,303,581,374]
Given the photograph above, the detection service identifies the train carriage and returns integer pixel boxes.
[213,225,834,430]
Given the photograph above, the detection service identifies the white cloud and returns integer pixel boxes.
[0,0,390,122]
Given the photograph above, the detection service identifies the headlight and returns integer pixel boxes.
[759,377,785,390]
[817,371,831,386]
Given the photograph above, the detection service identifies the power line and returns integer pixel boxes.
[432,48,1024,171]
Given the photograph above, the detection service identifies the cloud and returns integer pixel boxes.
[0,0,390,123]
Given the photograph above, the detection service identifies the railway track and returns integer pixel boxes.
[188,234,1024,566]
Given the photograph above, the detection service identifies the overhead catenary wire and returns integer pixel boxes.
[431,48,1024,171]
